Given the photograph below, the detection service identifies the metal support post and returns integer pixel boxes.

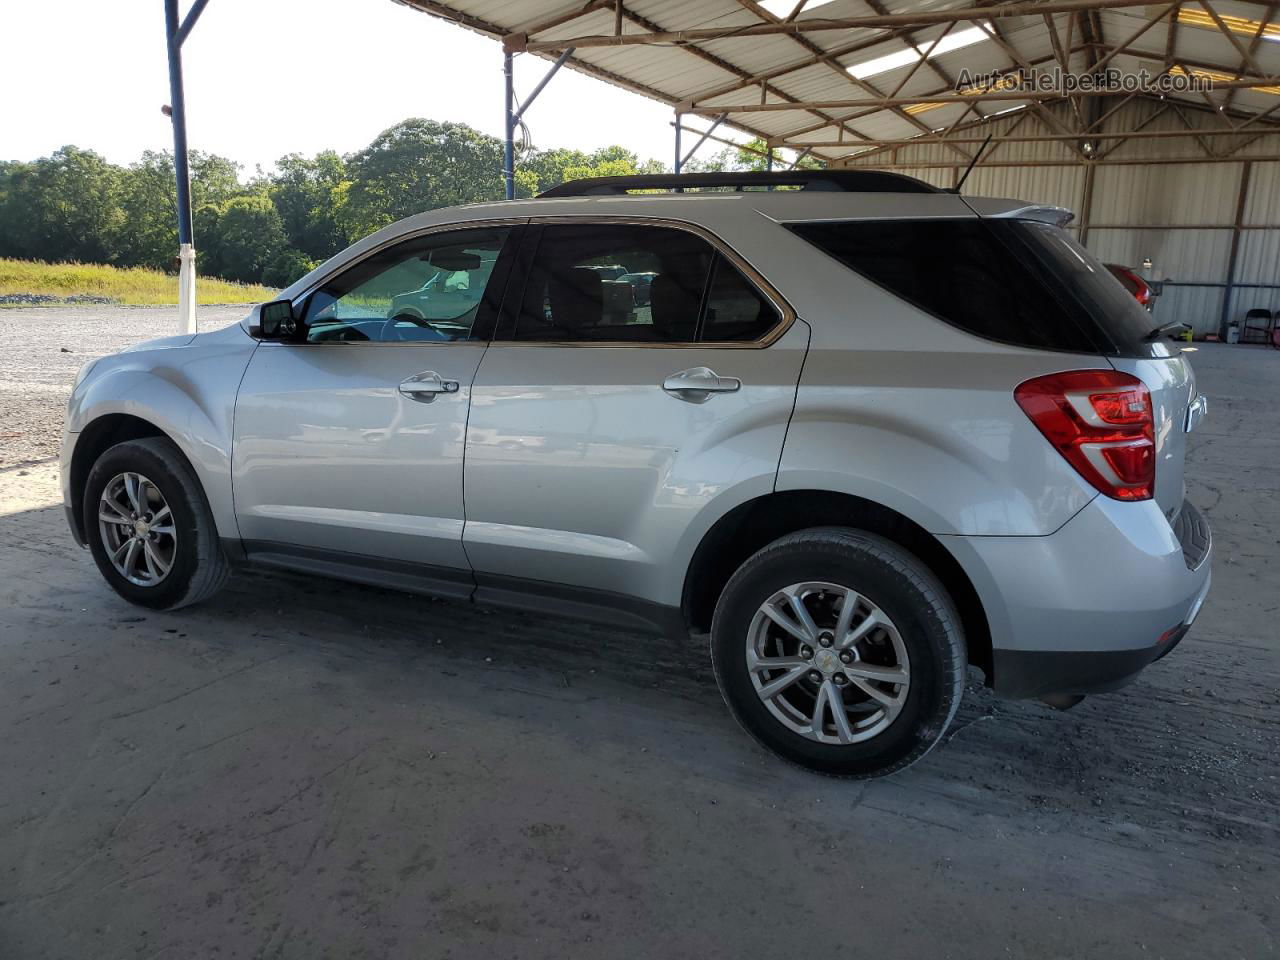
[504,51,515,200]
[164,0,209,335]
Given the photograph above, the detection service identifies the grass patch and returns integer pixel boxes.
[0,259,276,306]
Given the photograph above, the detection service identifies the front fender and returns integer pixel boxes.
[67,335,257,541]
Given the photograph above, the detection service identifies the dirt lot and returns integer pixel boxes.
[0,309,1276,959]
[0,305,249,467]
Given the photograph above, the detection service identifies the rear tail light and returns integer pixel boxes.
[1014,370,1155,501]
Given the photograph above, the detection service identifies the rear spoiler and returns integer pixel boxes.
[962,199,1075,227]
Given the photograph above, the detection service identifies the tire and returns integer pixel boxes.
[83,437,230,610]
[710,527,965,778]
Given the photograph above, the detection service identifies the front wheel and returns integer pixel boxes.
[711,528,966,777]
[84,437,230,610]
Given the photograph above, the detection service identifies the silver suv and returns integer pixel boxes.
[61,171,1212,777]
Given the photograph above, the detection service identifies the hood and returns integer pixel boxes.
[121,319,254,354]
[120,333,197,353]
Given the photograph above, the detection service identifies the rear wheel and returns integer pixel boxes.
[711,527,965,777]
[84,437,229,610]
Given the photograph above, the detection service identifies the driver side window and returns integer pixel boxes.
[301,227,511,343]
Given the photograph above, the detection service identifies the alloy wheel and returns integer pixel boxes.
[745,581,910,745]
[98,472,177,587]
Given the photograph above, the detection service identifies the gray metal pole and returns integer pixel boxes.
[164,0,193,247]
[674,115,682,174]
[164,0,198,333]
[504,51,515,200]
[679,113,727,170]
[511,47,574,126]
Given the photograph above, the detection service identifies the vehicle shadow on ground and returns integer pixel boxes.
[4,499,1277,860]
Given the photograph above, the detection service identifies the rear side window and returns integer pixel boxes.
[701,253,781,342]
[787,219,1118,354]
[506,224,781,344]
[1011,221,1155,352]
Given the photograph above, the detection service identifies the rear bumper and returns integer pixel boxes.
[942,495,1212,699]
[991,570,1208,698]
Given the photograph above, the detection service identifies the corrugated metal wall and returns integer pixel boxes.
[836,100,1280,337]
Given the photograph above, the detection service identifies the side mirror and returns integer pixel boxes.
[258,299,298,340]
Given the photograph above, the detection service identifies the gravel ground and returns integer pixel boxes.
[0,314,1276,958]
[0,305,249,467]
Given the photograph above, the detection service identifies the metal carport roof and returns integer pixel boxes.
[394,0,1280,168]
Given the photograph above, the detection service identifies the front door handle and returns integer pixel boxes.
[399,371,459,403]
[662,367,742,404]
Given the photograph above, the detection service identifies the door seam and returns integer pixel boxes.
[773,317,813,493]
[228,338,263,548]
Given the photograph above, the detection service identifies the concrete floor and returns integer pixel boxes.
[1,331,1276,959]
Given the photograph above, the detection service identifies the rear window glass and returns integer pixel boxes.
[786,218,1152,355]
[1010,220,1154,350]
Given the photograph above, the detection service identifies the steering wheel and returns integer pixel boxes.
[381,312,444,341]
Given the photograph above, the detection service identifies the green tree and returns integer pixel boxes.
[683,138,821,173]
[199,193,288,284]
[118,149,247,270]
[522,145,664,194]
[261,247,316,289]
[269,151,350,261]
[343,119,506,237]
[740,138,822,171]
[0,146,125,264]
[0,122,699,287]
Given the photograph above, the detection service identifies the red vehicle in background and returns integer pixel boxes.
[1106,263,1152,308]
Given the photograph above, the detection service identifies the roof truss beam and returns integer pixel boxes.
[731,0,973,161]
[786,124,1280,148]
[511,0,1189,52]
[682,74,1280,115]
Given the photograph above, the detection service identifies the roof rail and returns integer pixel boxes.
[537,170,942,198]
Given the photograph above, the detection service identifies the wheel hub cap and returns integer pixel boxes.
[813,647,840,675]
[98,472,177,587]
[745,581,911,746]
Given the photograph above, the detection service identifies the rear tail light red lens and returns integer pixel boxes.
[1014,370,1155,501]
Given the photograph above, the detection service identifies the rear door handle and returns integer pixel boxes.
[399,371,459,403]
[662,367,741,403]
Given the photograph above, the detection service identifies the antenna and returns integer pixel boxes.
[952,132,994,194]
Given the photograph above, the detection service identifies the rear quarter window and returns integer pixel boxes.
[786,218,1147,355]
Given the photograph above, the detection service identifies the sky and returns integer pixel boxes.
[3,0,745,176]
